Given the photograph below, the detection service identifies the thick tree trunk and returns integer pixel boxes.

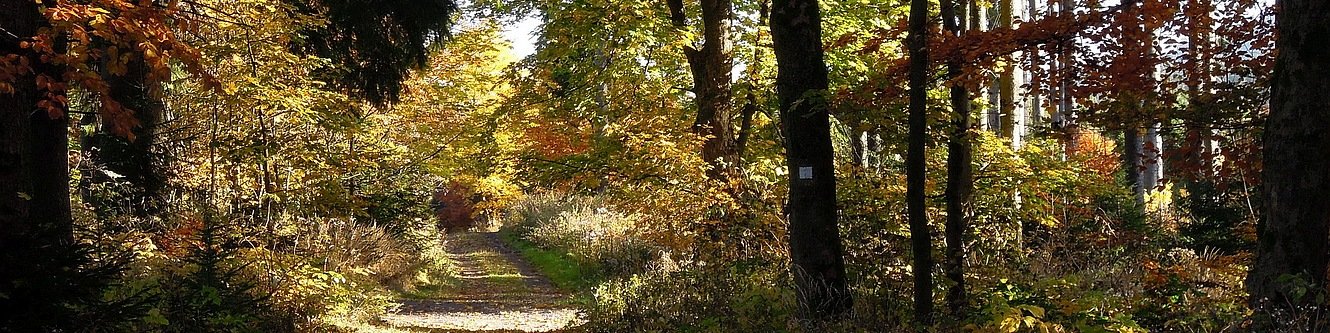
[695,0,738,182]
[668,0,739,183]
[906,0,935,324]
[110,61,163,218]
[1120,0,1153,208]
[941,0,974,316]
[1248,0,1330,312]
[770,0,851,319]
[1,0,72,248]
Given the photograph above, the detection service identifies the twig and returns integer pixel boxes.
[0,26,22,41]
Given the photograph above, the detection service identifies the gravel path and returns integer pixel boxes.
[379,231,582,332]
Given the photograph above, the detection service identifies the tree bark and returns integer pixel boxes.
[1143,124,1161,191]
[1053,0,1076,154]
[770,0,851,319]
[907,0,935,324]
[736,92,757,160]
[998,0,1019,143]
[667,0,739,182]
[1124,127,1144,204]
[1181,0,1214,181]
[1248,0,1330,312]
[942,0,974,317]
[0,0,73,248]
[1026,0,1043,132]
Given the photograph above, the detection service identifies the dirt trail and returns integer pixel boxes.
[379,231,581,332]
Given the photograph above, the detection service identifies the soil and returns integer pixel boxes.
[379,231,582,332]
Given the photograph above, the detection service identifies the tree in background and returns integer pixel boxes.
[769,0,852,319]
[287,0,459,104]
[79,57,167,221]
[666,0,741,184]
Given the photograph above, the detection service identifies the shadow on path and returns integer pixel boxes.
[380,231,581,332]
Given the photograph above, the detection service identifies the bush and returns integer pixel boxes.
[0,227,150,332]
[95,210,423,332]
[582,263,795,333]
[431,181,480,232]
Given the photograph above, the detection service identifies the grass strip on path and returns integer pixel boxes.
[496,230,601,293]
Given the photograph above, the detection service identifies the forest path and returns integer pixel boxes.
[378,231,581,332]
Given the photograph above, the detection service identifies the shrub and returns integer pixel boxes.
[272,211,453,296]
[503,193,657,277]
[431,181,479,232]
[0,227,150,332]
[582,263,795,333]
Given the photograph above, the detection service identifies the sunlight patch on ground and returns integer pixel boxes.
[377,231,582,332]
[381,308,582,332]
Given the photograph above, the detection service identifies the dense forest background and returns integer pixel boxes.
[1,0,1327,331]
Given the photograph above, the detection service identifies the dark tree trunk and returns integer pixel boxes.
[667,0,739,183]
[695,0,738,182]
[1248,0,1330,312]
[942,0,974,316]
[82,60,165,219]
[109,61,164,218]
[1124,127,1144,204]
[907,0,935,325]
[1,0,72,248]
[736,92,757,160]
[770,0,851,319]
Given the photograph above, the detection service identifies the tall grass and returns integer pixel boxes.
[501,194,657,278]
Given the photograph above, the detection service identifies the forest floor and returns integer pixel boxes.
[376,231,583,332]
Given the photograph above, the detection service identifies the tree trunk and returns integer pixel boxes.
[865,127,881,171]
[696,0,738,182]
[0,0,72,248]
[1143,124,1161,191]
[736,92,757,160]
[668,0,739,183]
[82,60,165,219]
[1053,0,1075,154]
[1120,0,1154,208]
[1248,0,1330,312]
[906,0,935,324]
[851,128,866,169]
[770,0,851,319]
[942,0,974,317]
[1124,127,1144,205]
[998,0,1020,145]
[1181,0,1214,181]
[1025,0,1043,131]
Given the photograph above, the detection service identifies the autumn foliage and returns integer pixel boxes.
[0,0,1291,330]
